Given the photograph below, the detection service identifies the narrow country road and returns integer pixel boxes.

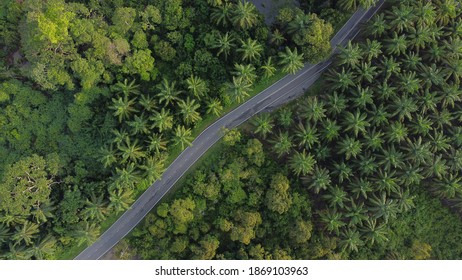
[75,0,385,260]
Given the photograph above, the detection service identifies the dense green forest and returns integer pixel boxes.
[127,0,462,260]
[0,0,348,259]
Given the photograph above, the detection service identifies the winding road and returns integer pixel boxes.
[75,0,385,260]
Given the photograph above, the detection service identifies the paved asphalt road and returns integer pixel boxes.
[75,0,385,260]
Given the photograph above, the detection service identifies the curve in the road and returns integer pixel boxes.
[75,0,385,260]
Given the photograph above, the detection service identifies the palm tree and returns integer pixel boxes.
[232,63,257,83]
[332,161,353,184]
[326,68,356,91]
[415,1,436,27]
[128,114,150,135]
[338,41,362,67]
[260,57,276,79]
[156,78,182,106]
[393,188,415,212]
[82,194,107,222]
[228,76,252,103]
[357,152,377,176]
[368,192,399,222]
[325,92,347,116]
[440,83,461,109]
[301,96,326,123]
[342,109,370,137]
[424,154,449,179]
[112,163,141,190]
[118,137,146,163]
[252,113,274,139]
[338,135,362,160]
[368,13,388,38]
[270,29,286,46]
[289,150,316,176]
[380,56,401,80]
[369,104,389,127]
[0,214,25,227]
[111,129,129,146]
[278,47,304,74]
[146,133,167,154]
[400,164,424,187]
[356,62,377,83]
[231,1,258,30]
[211,2,233,26]
[376,82,396,101]
[213,32,235,60]
[386,122,409,143]
[237,38,263,62]
[302,166,331,194]
[206,98,223,117]
[112,79,140,97]
[12,221,39,245]
[429,130,451,153]
[323,185,348,209]
[178,97,202,125]
[338,0,377,12]
[345,199,368,226]
[277,107,293,128]
[109,188,135,213]
[295,122,319,149]
[408,26,433,52]
[432,174,462,199]
[30,235,56,260]
[110,96,138,123]
[374,169,400,195]
[364,128,384,152]
[73,222,100,247]
[322,119,341,142]
[270,131,293,157]
[173,125,193,150]
[391,95,418,122]
[400,71,421,95]
[31,202,55,224]
[151,108,174,132]
[318,208,346,235]
[286,12,312,35]
[0,224,10,244]
[436,0,457,25]
[361,39,382,61]
[385,32,408,56]
[360,218,389,246]
[386,4,416,33]
[138,94,157,112]
[339,228,364,253]
[141,155,166,183]
[351,86,374,109]
[186,75,208,99]
[3,244,32,260]
[348,178,373,200]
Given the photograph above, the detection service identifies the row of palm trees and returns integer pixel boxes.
[250,0,462,254]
